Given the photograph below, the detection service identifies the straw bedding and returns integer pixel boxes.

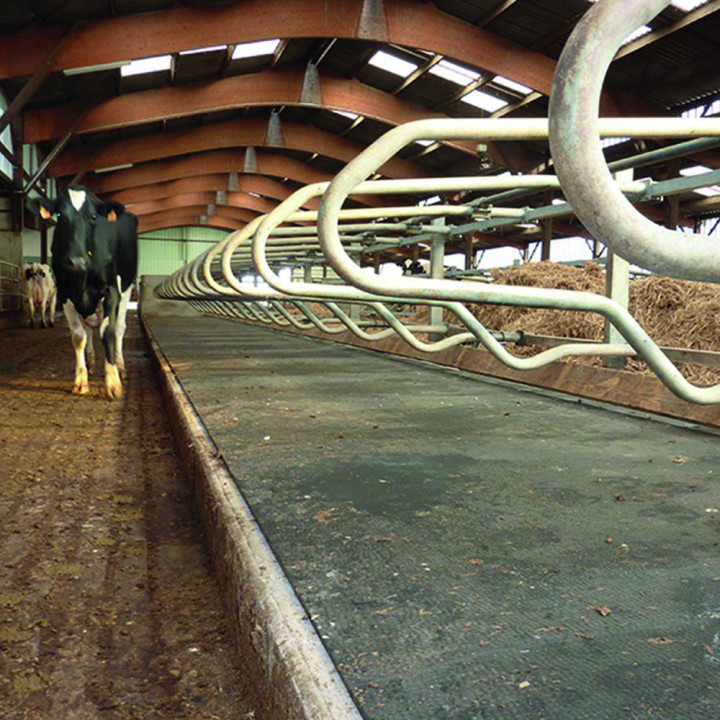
[464,261,720,385]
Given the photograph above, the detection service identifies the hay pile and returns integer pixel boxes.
[465,261,720,385]
[297,261,720,384]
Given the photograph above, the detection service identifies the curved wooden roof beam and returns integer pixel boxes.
[1,0,562,103]
[89,149,325,194]
[138,205,258,230]
[129,191,279,218]
[139,215,240,233]
[110,174,322,211]
[85,150,396,208]
[50,117,426,180]
[23,68,480,158]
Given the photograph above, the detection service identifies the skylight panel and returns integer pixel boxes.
[428,59,480,86]
[64,61,128,76]
[121,55,172,77]
[671,0,710,11]
[680,165,720,196]
[681,97,720,119]
[179,45,228,56]
[232,38,281,60]
[600,136,630,149]
[493,75,533,96]
[333,110,359,120]
[622,24,652,45]
[681,164,711,176]
[460,89,508,113]
[367,50,418,78]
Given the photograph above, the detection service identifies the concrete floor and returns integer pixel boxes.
[145,309,720,720]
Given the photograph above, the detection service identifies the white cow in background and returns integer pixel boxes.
[23,262,57,328]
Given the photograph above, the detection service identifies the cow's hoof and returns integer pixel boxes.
[72,382,90,395]
[73,369,89,395]
[49,320,54,328]
[105,363,123,400]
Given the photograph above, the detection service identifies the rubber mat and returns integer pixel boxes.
[147,313,720,720]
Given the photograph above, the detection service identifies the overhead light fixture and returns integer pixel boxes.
[95,163,133,173]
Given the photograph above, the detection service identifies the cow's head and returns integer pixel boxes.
[24,263,46,281]
[40,186,126,274]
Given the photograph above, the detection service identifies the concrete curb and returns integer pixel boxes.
[141,312,362,720]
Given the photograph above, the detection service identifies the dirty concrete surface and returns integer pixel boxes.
[0,314,255,720]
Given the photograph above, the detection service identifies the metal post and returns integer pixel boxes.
[11,117,23,236]
[540,191,552,260]
[464,234,474,270]
[603,167,633,369]
[430,218,445,338]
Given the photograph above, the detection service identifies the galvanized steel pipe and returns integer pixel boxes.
[549,0,720,281]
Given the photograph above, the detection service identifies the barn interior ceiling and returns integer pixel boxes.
[2,0,720,266]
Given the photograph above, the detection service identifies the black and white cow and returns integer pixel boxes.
[40,185,138,400]
[23,262,57,328]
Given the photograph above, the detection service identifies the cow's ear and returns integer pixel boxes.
[100,200,125,222]
[39,202,52,220]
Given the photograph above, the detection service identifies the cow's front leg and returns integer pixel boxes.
[115,283,133,378]
[64,301,89,395]
[39,297,48,328]
[27,297,36,328]
[48,290,56,328]
[102,290,122,400]
[85,324,95,370]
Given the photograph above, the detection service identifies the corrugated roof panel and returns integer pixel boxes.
[480,0,586,49]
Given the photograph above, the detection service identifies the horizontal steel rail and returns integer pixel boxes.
[313,117,720,403]
[155,21,720,406]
